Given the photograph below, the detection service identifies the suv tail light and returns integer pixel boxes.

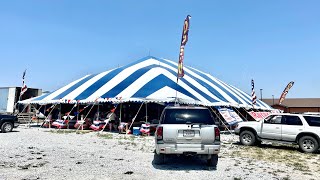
[214,127,220,141]
[156,126,163,140]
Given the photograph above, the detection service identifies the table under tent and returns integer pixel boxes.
[19,56,273,133]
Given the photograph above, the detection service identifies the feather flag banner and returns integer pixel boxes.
[177,15,191,80]
[279,81,294,105]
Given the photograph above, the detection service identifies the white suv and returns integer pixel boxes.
[154,106,220,167]
[235,113,320,153]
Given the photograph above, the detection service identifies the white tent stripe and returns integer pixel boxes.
[158,60,222,102]
[116,67,212,103]
[86,58,161,100]
[164,59,238,103]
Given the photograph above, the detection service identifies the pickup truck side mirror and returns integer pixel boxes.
[215,121,220,126]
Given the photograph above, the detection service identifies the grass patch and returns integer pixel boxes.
[46,130,75,134]
[76,130,91,134]
[97,133,113,139]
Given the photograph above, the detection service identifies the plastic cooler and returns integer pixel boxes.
[133,127,141,135]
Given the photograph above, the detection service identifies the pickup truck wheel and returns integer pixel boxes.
[299,136,319,153]
[240,130,256,146]
[153,153,165,165]
[207,154,218,168]
[1,122,13,133]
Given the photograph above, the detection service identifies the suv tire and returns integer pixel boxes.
[1,122,13,133]
[240,130,256,146]
[299,136,319,153]
[153,152,165,165]
[207,154,218,168]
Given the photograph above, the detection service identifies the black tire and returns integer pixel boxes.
[153,152,165,165]
[298,136,319,153]
[255,140,262,146]
[240,130,256,146]
[207,154,218,168]
[1,122,13,133]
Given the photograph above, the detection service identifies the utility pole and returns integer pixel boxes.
[272,95,274,105]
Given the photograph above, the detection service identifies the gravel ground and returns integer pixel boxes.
[0,126,319,180]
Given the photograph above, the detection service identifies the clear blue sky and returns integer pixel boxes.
[1,1,319,99]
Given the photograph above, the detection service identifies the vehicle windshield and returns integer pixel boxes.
[162,108,214,124]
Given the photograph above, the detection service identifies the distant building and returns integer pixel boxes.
[0,87,42,113]
[263,98,320,113]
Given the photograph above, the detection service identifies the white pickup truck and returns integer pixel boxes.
[235,113,320,153]
[154,106,220,167]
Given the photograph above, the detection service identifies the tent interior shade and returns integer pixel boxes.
[20,56,272,110]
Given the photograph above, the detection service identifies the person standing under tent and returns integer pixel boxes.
[105,107,116,131]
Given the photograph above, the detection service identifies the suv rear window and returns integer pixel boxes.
[303,116,320,127]
[162,108,214,124]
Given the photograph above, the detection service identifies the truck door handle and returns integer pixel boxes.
[276,127,280,129]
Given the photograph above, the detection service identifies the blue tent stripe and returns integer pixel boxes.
[100,65,158,98]
[216,79,253,106]
[74,69,122,100]
[52,75,95,100]
[156,57,240,103]
[132,74,203,101]
[156,64,224,102]
[32,93,51,101]
[184,66,251,105]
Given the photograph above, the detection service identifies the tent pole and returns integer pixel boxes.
[145,102,148,123]
[97,103,100,120]
[209,106,233,134]
[77,103,96,132]
[127,102,144,134]
[41,104,58,128]
[120,103,122,124]
[232,107,247,121]
[76,103,79,121]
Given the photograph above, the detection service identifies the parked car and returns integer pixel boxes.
[154,106,220,167]
[0,114,19,133]
[235,113,320,153]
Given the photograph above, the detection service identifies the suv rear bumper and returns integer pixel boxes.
[156,143,220,155]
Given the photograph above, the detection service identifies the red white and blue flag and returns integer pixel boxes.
[177,15,191,81]
[20,69,28,97]
[251,79,257,106]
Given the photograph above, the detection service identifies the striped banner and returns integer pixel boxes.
[251,79,257,106]
[20,69,28,97]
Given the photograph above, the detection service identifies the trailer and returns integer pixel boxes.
[0,87,42,113]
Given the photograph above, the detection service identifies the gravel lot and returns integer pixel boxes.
[1,126,320,180]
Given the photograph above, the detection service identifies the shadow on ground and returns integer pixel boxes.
[152,155,217,171]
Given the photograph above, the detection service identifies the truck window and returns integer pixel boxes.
[162,109,214,125]
[283,115,302,125]
[265,115,282,124]
[303,116,320,127]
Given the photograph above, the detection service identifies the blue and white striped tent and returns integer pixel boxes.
[21,56,271,110]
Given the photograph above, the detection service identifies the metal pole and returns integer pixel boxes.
[260,89,263,101]
[272,95,274,105]
[145,102,148,123]
[120,103,122,124]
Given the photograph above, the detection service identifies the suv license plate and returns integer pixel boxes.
[183,130,195,137]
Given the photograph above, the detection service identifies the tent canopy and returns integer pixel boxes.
[20,56,271,110]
